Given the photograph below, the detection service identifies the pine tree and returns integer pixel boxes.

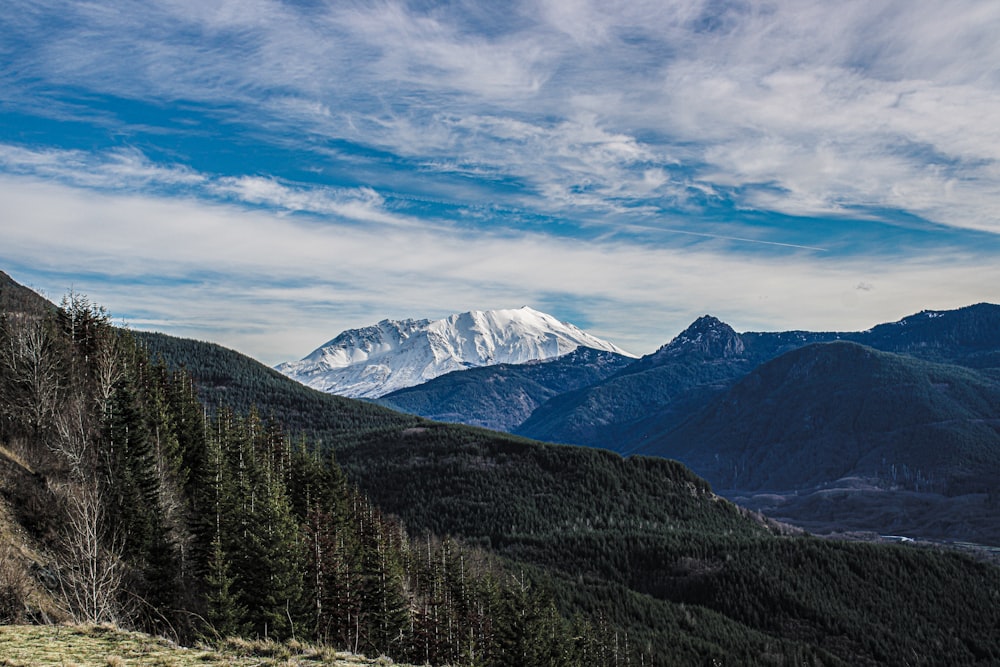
[243,468,304,640]
[203,533,244,638]
[102,378,159,559]
[360,510,409,656]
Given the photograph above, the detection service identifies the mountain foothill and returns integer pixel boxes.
[323,301,1000,545]
[3,268,1000,666]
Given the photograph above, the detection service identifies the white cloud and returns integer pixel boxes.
[3,175,997,365]
[0,144,205,190]
[2,0,1000,366]
[209,176,414,226]
[0,143,421,228]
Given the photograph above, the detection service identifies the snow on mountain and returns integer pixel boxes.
[275,306,635,398]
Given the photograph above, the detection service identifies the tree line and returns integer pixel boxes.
[0,294,625,665]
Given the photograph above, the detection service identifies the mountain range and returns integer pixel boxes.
[275,306,633,398]
[4,271,1000,666]
[520,305,1000,451]
[137,298,1000,542]
[330,303,1000,543]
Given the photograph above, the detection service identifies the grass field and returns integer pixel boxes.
[0,625,405,667]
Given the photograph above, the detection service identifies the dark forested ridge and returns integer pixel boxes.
[122,301,1000,664]
[518,305,1000,455]
[0,270,54,317]
[636,341,1000,544]
[3,280,1000,665]
[375,346,634,431]
[641,341,1000,494]
[135,330,425,446]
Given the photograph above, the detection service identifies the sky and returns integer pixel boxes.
[2,0,999,365]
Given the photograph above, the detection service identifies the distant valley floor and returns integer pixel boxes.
[724,479,1000,554]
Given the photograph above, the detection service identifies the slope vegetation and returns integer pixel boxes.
[636,341,1000,542]
[518,304,1000,455]
[136,316,1000,666]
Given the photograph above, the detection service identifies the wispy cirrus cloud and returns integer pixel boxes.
[0,144,205,190]
[5,0,1000,236]
[0,143,419,227]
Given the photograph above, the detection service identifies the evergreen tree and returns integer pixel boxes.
[102,378,159,559]
[203,533,245,638]
[245,468,304,640]
[359,510,409,656]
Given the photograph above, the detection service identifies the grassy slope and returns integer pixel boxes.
[0,625,405,666]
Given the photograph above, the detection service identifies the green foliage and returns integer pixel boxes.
[203,533,245,638]
[3,298,593,663]
[8,294,995,666]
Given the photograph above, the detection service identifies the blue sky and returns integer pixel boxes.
[2,0,999,364]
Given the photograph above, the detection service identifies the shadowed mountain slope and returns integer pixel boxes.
[636,341,1000,494]
[516,316,759,449]
[517,305,1000,454]
[375,347,633,431]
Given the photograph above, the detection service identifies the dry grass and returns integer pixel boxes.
[0,445,68,625]
[0,443,34,475]
[0,625,409,666]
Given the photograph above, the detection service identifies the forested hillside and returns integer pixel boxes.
[641,341,1000,493]
[0,296,621,665]
[135,298,1000,666]
[4,285,1000,666]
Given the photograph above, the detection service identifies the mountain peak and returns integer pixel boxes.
[276,307,633,398]
[658,315,745,359]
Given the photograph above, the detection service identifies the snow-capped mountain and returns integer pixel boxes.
[275,306,635,398]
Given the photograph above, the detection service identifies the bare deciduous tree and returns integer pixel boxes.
[0,313,62,440]
[51,477,125,625]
